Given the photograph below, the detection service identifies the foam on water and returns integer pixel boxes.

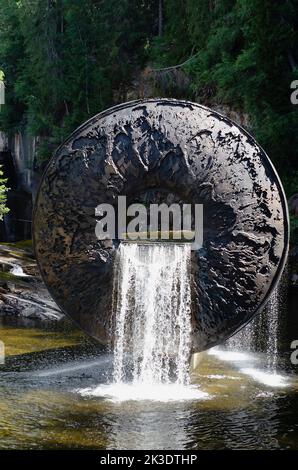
[78,382,208,402]
[208,348,255,363]
[240,368,289,388]
[10,264,29,277]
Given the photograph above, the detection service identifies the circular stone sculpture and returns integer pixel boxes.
[33,99,289,351]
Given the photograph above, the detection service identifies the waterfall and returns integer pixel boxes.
[225,266,288,373]
[10,263,29,277]
[112,243,192,386]
[226,319,256,352]
[266,288,279,371]
[77,241,208,400]
[265,265,288,371]
[226,289,280,366]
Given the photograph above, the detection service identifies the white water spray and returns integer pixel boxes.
[226,280,284,372]
[78,242,208,401]
[112,243,192,386]
[217,268,289,388]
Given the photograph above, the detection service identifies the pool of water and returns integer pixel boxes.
[0,287,298,451]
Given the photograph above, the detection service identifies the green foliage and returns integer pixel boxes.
[0,165,9,220]
[0,0,297,197]
[0,0,158,162]
[150,0,298,196]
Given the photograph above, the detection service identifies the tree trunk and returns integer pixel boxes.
[158,0,163,37]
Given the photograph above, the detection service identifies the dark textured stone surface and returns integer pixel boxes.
[33,99,289,351]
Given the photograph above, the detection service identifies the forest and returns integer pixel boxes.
[0,0,297,201]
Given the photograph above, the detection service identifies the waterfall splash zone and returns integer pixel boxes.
[211,272,290,389]
[79,243,208,402]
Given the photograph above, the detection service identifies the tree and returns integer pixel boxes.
[0,0,159,162]
[150,0,298,195]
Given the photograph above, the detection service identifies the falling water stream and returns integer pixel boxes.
[225,270,286,365]
[113,243,192,385]
[266,287,280,371]
[211,268,290,388]
[79,242,207,401]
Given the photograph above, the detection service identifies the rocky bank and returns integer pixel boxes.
[0,241,63,322]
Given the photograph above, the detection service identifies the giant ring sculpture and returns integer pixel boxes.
[33,99,289,351]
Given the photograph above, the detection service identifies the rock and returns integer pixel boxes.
[0,286,9,294]
[0,242,64,322]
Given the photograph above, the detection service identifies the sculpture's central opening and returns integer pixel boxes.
[112,242,192,386]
